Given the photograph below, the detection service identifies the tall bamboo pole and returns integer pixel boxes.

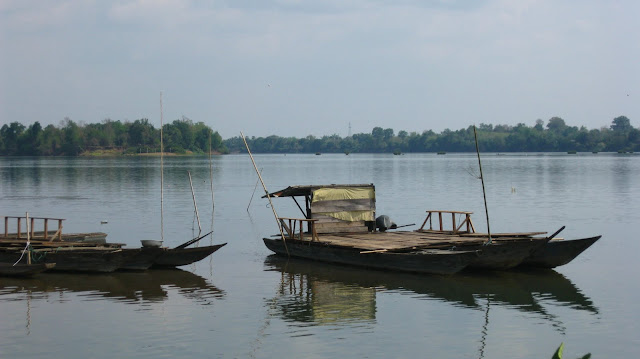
[209,132,215,237]
[473,125,492,244]
[160,92,164,244]
[188,171,202,235]
[240,132,288,255]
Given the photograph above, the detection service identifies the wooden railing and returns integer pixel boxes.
[417,210,475,234]
[278,217,319,242]
[3,216,65,241]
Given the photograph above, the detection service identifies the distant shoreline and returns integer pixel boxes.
[79,149,222,157]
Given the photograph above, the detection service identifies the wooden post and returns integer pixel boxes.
[17,217,22,239]
[419,212,432,231]
[57,219,63,241]
[4,217,8,237]
[43,219,49,240]
[438,212,443,231]
[451,212,457,233]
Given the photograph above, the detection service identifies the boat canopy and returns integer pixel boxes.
[264,184,376,234]
[264,184,375,198]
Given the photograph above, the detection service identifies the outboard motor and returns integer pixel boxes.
[376,215,397,232]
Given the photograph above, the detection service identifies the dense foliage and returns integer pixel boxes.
[2,116,638,156]
[0,118,226,156]
[227,116,639,154]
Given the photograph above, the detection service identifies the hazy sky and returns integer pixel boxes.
[1,0,638,139]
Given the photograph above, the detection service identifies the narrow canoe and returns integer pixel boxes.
[263,238,479,275]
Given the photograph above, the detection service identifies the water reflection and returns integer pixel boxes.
[0,269,225,305]
[264,255,597,328]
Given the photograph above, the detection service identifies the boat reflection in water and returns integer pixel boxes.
[263,255,598,327]
[0,269,225,305]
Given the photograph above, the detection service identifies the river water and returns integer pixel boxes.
[0,153,638,358]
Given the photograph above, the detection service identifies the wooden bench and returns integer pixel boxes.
[278,217,319,242]
[417,210,475,234]
[3,216,65,241]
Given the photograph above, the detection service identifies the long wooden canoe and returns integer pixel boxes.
[263,237,479,275]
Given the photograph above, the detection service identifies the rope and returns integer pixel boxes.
[13,242,31,266]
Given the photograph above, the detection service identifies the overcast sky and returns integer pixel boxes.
[1,0,638,139]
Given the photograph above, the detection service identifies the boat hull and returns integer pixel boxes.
[0,248,126,273]
[263,238,478,275]
[0,262,55,277]
[120,247,165,270]
[151,243,227,268]
[463,240,547,270]
[519,236,601,268]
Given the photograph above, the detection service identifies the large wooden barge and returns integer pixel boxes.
[261,184,600,273]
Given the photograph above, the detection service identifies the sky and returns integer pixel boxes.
[1,0,638,139]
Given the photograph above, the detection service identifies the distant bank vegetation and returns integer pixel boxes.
[1,116,638,156]
[231,116,638,154]
[0,117,226,156]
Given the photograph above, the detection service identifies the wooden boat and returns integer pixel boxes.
[518,235,601,268]
[0,247,127,273]
[263,237,478,275]
[258,184,600,273]
[151,243,227,268]
[0,262,55,277]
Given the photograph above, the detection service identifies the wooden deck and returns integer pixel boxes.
[280,230,547,253]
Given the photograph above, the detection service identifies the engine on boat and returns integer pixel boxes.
[376,215,397,232]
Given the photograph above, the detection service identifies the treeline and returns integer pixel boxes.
[2,115,638,156]
[0,117,227,156]
[226,116,640,153]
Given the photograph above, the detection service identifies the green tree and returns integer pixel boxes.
[0,122,26,155]
[610,115,632,132]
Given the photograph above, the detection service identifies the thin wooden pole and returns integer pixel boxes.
[240,132,288,255]
[247,169,262,212]
[209,132,215,231]
[188,171,202,235]
[26,212,31,265]
[160,92,164,244]
[473,125,492,244]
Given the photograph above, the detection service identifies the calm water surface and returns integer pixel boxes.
[1,153,639,358]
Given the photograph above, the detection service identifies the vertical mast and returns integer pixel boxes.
[160,92,164,243]
[473,125,491,244]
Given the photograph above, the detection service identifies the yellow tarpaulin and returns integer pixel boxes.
[315,210,374,222]
[311,188,375,202]
[312,188,375,222]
